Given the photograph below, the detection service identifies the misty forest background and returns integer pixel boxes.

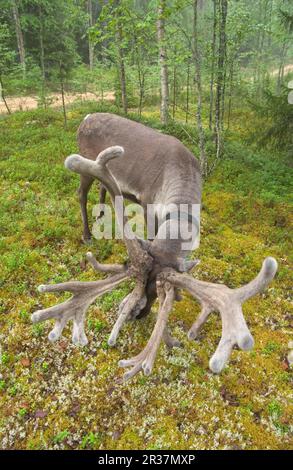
[0,0,292,451]
[1,0,293,173]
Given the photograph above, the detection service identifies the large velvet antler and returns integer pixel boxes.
[119,257,277,380]
[31,261,128,346]
[33,147,153,347]
[166,257,278,373]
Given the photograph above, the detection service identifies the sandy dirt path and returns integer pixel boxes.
[0,91,115,115]
[1,64,292,115]
[270,64,293,77]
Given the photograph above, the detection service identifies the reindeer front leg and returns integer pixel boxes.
[78,175,94,243]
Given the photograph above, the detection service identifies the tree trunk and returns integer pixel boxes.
[39,7,45,83]
[221,56,227,130]
[276,40,287,95]
[172,48,177,119]
[138,67,145,118]
[59,64,67,129]
[257,0,268,95]
[116,23,128,114]
[209,0,217,130]
[267,0,273,49]
[215,0,227,160]
[185,60,190,124]
[11,0,26,77]
[253,0,263,87]
[87,0,94,71]
[133,31,144,118]
[192,0,207,176]
[113,0,128,114]
[0,75,11,114]
[39,16,46,109]
[157,0,169,125]
[227,59,234,130]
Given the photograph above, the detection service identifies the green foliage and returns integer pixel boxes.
[268,400,282,419]
[81,432,102,450]
[0,22,15,74]
[0,352,9,365]
[251,87,293,153]
[0,0,291,151]
[87,319,107,333]
[97,284,132,313]
[41,361,49,372]
[205,133,292,200]
[18,408,28,418]
[53,430,70,444]
[262,341,281,356]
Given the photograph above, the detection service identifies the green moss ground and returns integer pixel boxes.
[0,103,292,449]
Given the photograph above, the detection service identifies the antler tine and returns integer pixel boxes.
[86,251,126,274]
[119,278,175,381]
[34,147,153,352]
[166,257,278,374]
[235,257,278,302]
[108,283,147,346]
[31,271,128,346]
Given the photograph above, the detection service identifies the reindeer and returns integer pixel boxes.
[76,113,202,318]
[32,113,277,381]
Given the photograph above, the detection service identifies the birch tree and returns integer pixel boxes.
[87,0,94,71]
[192,0,207,175]
[157,0,169,125]
[116,15,128,114]
[11,0,26,76]
[209,0,217,130]
[215,0,228,160]
[95,1,129,114]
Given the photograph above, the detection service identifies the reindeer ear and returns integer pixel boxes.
[177,258,200,273]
